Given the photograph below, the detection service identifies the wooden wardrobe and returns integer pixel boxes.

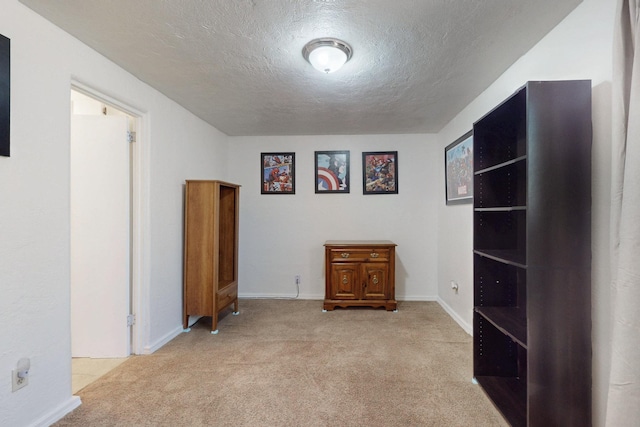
[183,180,240,334]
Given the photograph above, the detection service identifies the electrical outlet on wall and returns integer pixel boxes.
[450,281,459,294]
[12,369,28,392]
[12,358,30,392]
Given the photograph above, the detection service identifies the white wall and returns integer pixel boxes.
[436,0,616,425]
[0,1,228,426]
[146,100,228,352]
[0,0,619,425]
[228,134,440,301]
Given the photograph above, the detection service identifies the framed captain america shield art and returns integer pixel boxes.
[315,150,350,193]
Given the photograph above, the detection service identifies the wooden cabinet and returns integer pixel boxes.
[472,81,592,426]
[324,241,397,311]
[183,180,240,334]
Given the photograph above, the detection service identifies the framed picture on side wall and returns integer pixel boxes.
[445,130,473,204]
[261,152,295,194]
[315,150,350,193]
[362,151,398,194]
[0,34,10,157]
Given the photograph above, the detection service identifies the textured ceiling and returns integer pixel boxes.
[20,0,582,136]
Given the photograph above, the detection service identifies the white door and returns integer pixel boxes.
[71,114,130,358]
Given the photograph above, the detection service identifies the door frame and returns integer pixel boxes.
[71,80,150,355]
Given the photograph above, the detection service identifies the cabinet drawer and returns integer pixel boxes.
[329,248,390,262]
[217,283,238,309]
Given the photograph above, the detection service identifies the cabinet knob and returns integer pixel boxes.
[373,275,379,285]
[342,275,348,284]
[370,252,379,258]
[341,252,350,258]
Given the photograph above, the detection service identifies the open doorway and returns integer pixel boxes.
[70,87,142,392]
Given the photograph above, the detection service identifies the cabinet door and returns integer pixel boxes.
[330,263,359,299]
[361,263,388,299]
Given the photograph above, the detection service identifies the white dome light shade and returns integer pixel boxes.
[303,38,353,74]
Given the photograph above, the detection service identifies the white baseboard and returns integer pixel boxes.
[31,396,81,427]
[238,292,324,300]
[238,294,440,302]
[143,325,184,355]
[398,295,438,301]
[436,297,472,335]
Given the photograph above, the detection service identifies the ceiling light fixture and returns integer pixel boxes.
[302,38,353,74]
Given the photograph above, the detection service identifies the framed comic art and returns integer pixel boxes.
[362,151,398,194]
[315,150,349,193]
[445,130,473,204]
[261,152,295,194]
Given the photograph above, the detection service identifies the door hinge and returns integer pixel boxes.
[127,131,136,143]
[127,314,136,326]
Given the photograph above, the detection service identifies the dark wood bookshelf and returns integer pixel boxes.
[475,206,526,212]
[474,249,526,268]
[475,306,527,347]
[475,375,527,427]
[473,80,592,426]
[475,154,527,175]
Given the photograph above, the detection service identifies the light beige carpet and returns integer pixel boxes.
[55,299,507,426]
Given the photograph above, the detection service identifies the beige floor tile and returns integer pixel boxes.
[72,357,128,394]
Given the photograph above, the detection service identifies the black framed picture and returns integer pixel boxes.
[261,152,295,194]
[445,130,473,204]
[362,151,398,194]
[315,150,350,193]
[0,34,10,157]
